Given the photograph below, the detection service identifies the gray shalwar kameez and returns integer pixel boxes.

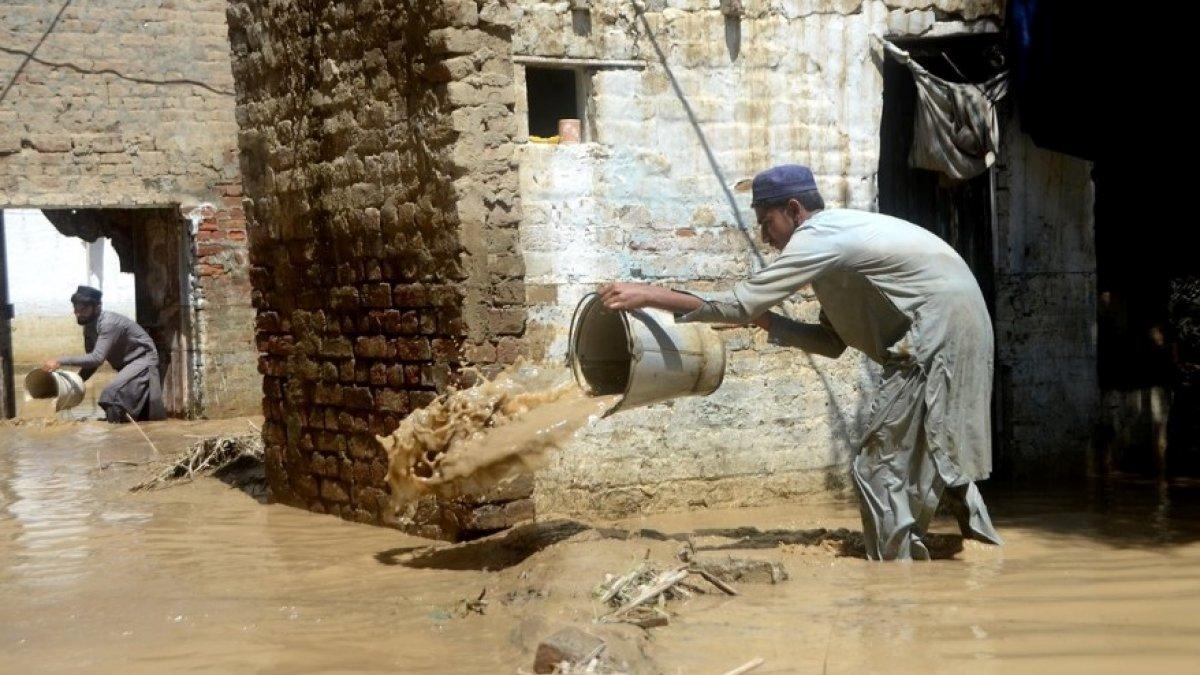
[679,208,1002,560]
[58,311,166,423]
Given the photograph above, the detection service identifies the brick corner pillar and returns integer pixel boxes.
[228,0,526,539]
[180,183,256,419]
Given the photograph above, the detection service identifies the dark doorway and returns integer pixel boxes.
[877,33,1008,470]
[878,34,1005,315]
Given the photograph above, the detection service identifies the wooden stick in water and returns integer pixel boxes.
[609,566,689,617]
[599,567,642,604]
[125,412,162,456]
[692,568,739,596]
[721,657,764,675]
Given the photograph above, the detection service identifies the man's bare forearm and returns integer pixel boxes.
[598,283,703,314]
[598,283,767,326]
[643,287,704,314]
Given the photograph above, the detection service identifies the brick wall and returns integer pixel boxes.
[228,0,524,535]
[0,0,256,416]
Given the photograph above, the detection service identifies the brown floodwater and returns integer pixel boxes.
[3,419,1200,673]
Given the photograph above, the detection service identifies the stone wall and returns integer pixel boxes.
[0,0,255,416]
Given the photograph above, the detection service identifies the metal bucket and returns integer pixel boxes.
[568,292,726,415]
[24,369,86,412]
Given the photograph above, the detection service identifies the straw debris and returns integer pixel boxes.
[131,433,264,492]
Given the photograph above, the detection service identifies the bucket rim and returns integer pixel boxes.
[23,368,57,399]
[568,292,633,414]
[22,368,86,412]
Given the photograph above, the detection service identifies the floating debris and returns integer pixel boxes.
[131,433,263,492]
[688,556,789,585]
[532,627,612,674]
[453,588,488,617]
[721,657,766,675]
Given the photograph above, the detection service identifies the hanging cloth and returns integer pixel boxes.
[880,38,1008,181]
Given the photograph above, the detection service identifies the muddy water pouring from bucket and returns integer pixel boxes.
[379,293,727,515]
[379,364,620,510]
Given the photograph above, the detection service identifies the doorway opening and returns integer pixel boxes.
[0,207,197,419]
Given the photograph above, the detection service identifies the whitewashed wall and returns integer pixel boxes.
[512,1,1005,516]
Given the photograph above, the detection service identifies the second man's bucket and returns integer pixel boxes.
[568,292,726,415]
[24,368,86,412]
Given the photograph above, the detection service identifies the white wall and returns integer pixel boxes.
[3,209,135,317]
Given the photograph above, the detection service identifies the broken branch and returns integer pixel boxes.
[608,566,688,617]
[125,412,162,456]
[692,568,739,596]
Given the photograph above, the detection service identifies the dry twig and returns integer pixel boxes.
[722,657,765,675]
[124,412,162,456]
[131,433,263,492]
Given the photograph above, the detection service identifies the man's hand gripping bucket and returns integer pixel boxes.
[568,292,726,414]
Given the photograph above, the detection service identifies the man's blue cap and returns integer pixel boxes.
[751,164,818,206]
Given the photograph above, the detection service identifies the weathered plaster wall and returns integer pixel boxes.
[992,118,1097,479]
[511,0,1004,517]
[0,0,256,416]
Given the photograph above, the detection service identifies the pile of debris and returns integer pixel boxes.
[131,432,264,493]
[524,550,783,673]
[596,563,713,628]
[594,551,788,629]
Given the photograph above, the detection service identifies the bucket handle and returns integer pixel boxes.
[568,293,592,393]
